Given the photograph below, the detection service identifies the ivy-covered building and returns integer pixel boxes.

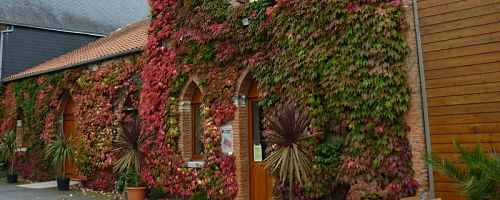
[0,0,498,199]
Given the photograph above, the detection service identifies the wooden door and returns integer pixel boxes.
[63,97,78,179]
[248,81,273,200]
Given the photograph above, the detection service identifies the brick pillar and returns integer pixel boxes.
[179,101,193,162]
[233,96,250,200]
[402,0,431,197]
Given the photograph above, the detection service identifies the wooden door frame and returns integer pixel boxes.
[61,95,78,179]
[248,97,273,199]
[248,97,261,167]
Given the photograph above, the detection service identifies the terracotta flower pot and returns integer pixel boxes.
[127,187,147,200]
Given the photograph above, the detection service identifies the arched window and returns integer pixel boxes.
[191,87,204,160]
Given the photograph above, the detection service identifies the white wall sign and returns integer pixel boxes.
[253,144,263,161]
[220,121,234,155]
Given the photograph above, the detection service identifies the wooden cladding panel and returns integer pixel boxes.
[425,51,500,70]
[428,92,500,107]
[427,81,500,97]
[419,3,500,27]
[431,133,500,144]
[426,70,500,88]
[422,23,500,44]
[419,0,499,18]
[429,113,500,125]
[425,62,500,80]
[423,32,500,52]
[424,42,500,61]
[418,1,500,199]
[420,13,500,35]
[429,102,500,116]
[418,0,465,10]
[435,192,467,200]
[430,122,500,135]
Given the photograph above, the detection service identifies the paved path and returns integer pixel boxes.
[17,181,80,189]
[0,183,108,200]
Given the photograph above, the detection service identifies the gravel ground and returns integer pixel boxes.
[0,183,110,200]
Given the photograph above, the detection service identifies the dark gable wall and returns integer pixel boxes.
[2,25,100,79]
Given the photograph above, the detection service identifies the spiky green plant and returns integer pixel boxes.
[424,141,500,200]
[264,103,319,199]
[113,119,155,187]
[45,131,75,179]
[0,130,17,175]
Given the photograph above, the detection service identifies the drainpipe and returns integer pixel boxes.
[0,25,14,82]
[411,0,435,198]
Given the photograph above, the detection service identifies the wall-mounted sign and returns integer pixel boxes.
[220,121,233,155]
[253,144,263,161]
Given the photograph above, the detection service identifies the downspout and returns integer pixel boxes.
[411,0,435,198]
[0,25,14,82]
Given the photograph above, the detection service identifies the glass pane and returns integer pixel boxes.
[194,106,204,155]
[252,101,266,160]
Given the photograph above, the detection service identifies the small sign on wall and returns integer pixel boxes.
[253,144,263,161]
[220,121,234,155]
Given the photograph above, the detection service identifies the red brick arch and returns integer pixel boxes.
[178,75,204,162]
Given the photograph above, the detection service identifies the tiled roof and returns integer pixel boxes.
[3,20,149,82]
[0,0,150,34]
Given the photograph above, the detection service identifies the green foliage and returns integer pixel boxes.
[116,170,140,192]
[190,191,208,200]
[0,130,16,174]
[12,72,64,147]
[425,141,500,200]
[251,0,416,196]
[0,160,6,171]
[45,131,76,178]
[314,140,343,169]
[203,0,231,23]
[302,139,347,198]
[178,42,217,66]
[149,186,166,199]
[361,194,384,200]
[244,0,274,28]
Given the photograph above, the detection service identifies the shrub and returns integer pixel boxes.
[425,141,500,200]
[148,186,165,199]
[13,146,55,182]
[190,191,207,200]
[264,103,319,199]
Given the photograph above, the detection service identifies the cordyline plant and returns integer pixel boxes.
[264,103,319,200]
[425,141,500,200]
[45,131,76,179]
[0,130,17,175]
[113,119,156,187]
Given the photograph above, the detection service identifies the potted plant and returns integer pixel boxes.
[264,103,319,200]
[113,119,155,200]
[45,131,75,191]
[0,130,18,183]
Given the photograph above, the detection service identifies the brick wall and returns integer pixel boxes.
[402,0,431,197]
